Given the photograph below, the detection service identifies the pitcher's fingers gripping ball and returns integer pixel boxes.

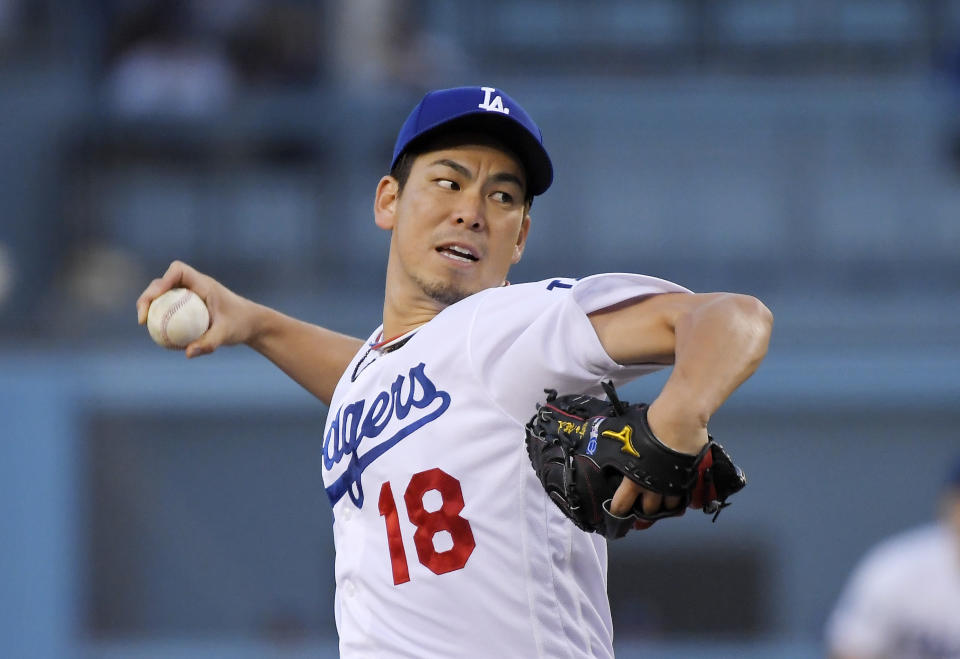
[525,381,746,540]
[146,288,210,350]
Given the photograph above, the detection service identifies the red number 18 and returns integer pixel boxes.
[378,468,476,585]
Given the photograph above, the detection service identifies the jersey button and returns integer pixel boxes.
[342,507,352,522]
[343,579,356,597]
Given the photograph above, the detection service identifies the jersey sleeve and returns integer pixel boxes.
[466,273,691,423]
[824,545,902,657]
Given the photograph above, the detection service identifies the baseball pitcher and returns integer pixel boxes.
[137,86,772,658]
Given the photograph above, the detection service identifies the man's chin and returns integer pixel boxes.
[414,275,483,307]
[420,281,472,307]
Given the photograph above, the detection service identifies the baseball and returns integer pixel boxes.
[146,288,210,349]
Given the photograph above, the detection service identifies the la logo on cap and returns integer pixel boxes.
[478,87,510,115]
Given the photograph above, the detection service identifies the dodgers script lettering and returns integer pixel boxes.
[324,362,451,508]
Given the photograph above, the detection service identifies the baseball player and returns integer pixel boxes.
[825,457,960,659]
[136,86,772,658]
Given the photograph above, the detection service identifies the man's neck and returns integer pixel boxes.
[380,287,447,340]
[380,276,514,337]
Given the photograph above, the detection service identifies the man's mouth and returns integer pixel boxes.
[436,245,479,263]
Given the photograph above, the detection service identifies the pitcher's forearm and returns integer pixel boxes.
[246,303,364,406]
[649,294,772,451]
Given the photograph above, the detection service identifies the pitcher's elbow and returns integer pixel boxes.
[724,293,773,353]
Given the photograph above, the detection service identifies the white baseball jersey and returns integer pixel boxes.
[322,273,690,658]
[826,523,960,659]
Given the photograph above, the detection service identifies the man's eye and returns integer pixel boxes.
[437,179,459,190]
[491,191,514,204]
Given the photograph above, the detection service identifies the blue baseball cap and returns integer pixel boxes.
[391,86,553,196]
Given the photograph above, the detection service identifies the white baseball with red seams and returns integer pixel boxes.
[146,287,210,349]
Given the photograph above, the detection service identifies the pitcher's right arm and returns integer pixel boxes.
[137,260,364,406]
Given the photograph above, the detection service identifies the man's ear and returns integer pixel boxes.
[511,213,532,264]
[374,176,400,231]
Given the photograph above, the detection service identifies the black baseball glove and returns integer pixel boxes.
[524,381,746,540]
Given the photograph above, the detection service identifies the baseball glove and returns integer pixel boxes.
[524,381,746,540]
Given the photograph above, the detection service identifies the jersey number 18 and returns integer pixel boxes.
[378,468,476,585]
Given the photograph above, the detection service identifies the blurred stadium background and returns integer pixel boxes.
[2,1,959,657]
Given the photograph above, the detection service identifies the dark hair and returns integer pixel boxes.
[388,133,534,208]
[389,150,417,191]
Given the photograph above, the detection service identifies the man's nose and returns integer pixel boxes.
[453,192,485,230]
[455,217,484,230]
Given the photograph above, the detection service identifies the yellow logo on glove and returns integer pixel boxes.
[601,425,640,457]
[557,420,587,437]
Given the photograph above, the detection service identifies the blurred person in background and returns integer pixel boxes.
[327,0,467,89]
[102,0,238,117]
[826,457,960,659]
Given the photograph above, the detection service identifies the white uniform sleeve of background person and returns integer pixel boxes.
[468,273,692,422]
[825,541,905,657]
[824,524,960,658]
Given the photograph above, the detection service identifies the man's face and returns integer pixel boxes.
[375,141,531,307]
